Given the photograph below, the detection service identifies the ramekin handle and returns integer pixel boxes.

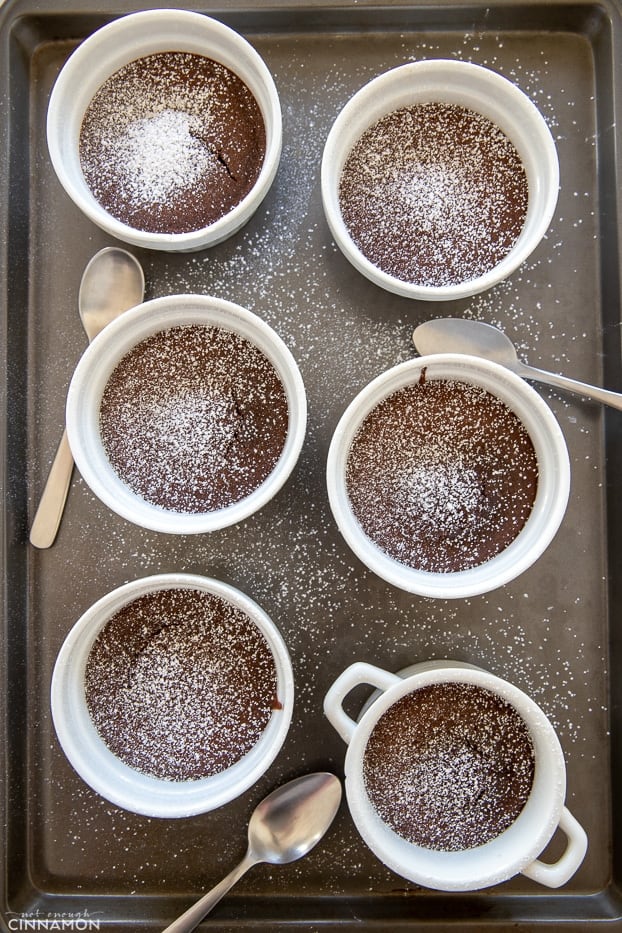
[521,807,588,888]
[323,662,401,744]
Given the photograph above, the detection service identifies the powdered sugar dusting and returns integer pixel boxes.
[347,379,538,572]
[339,103,528,286]
[79,52,265,233]
[112,108,215,204]
[99,324,289,513]
[85,587,279,781]
[363,683,535,850]
[36,26,610,897]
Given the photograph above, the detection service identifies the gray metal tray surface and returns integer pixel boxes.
[1,0,621,929]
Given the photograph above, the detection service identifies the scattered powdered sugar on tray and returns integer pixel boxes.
[38,30,611,895]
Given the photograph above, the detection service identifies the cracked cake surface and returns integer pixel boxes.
[79,51,266,234]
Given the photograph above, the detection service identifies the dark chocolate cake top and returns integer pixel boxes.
[99,324,289,513]
[363,682,535,850]
[85,587,281,781]
[79,52,266,234]
[339,102,528,287]
[346,377,538,573]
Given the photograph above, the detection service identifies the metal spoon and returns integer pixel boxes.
[29,247,145,549]
[162,772,342,933]
[413,317,622,411]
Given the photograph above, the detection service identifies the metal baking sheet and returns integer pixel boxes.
[1,0,621,929]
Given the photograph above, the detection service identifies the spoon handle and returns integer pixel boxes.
[29,428,74,549]
[516,360,622,412]
[162,851,257,933]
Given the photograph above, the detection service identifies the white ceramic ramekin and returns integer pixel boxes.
[321,59,559,300]
[66,295,307,534]
[46,9,282,251]
[326,354,570,599]
[324,659,587,891]
[51,574,294,818]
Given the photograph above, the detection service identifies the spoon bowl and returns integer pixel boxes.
[29,247,145,548]
[79,247,145,338]
[248,771,342,865]
[414,317,520,365]
[163,772,342,932]
[413,317,622,411]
